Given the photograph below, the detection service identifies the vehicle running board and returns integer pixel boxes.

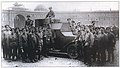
[48,50,68,55]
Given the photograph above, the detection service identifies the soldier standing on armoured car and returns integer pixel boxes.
[45,7,55,23]
[25,15,34,28]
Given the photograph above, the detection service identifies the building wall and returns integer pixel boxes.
[55,11,119,27]
[2,10,119,28]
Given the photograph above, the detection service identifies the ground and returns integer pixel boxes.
[1,40,119,67]
[2,57,86,67]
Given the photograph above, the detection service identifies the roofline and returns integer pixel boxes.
[54,10,119,13]
[2,9,119,13]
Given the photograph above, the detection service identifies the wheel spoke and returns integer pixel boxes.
[67,45,78,59]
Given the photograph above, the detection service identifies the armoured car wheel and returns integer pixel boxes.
[67,44,78,59]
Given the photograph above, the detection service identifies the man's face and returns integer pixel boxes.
[100,29,104,33]
[95,29,99,33]
[6,26,10,30]
[49,8,52,11]
[11,29,15,33]
[27,17,30,19]
[106,29,110,33]
[23,29,26,33]
[67,19,71,22]
[16,29,19,32]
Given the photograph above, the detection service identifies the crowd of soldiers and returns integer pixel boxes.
[1,7,118,65]
[1,6,55,63]
[1,15,53,63]
[67,18,117,65]
[2,25,53,63]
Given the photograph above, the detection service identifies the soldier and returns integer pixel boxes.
[71,21,77,35]
[83,27,94,66]
[74,29,84,59]
[21,28,28,62]
[67,18,71,23]
[92,27,100,62]
[45,7,55,23]
[67,18,72,27]
[18,29,23,60]
[42,27,50,57]
[3,25,11,60]
[1,26,5,43]
[27,27,37,62]
[112,25,119,38]
[9,28,18,61]
[25,15,34,28]
[2,26,5,58]
[106,27,116,63]
[35,27,43,60]
[99,28,108,63]
[15,28,21,60]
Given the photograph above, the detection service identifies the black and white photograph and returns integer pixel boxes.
[1,1,119,67]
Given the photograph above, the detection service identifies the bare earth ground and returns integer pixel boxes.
[1,40,119,67]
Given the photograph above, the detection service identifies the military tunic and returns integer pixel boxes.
[9,33,18,60]
[3,30,11,59]
[25,19,33,27]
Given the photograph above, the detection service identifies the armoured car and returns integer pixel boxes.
[35,19,82,59]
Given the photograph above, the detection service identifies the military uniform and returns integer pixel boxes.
[25,15,33,28]
[92,32,100,62]
[25,19,33,28]
[46,10,55,18]
[75,30,84,59]
[83,30,94,65]
[42,28,51,57]
[3,29,11,60]
[107,31,116,62]
[27,32,38,62]
[99,32,108,62]
[46,9,55,24]
[21,32,28,62]
[36,30,43,60]
[9,32,18,60]
[18,31,23,60]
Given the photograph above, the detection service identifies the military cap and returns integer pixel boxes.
[4,25,9,28]
[67,18,71,21]
[27,15,30,17]
[106,27,111,30]
[49,7,52,9]
[100,27,105,29]
[71,20,75,23]
[95,27,99,30]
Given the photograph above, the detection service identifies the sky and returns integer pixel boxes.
[1,1,119,12]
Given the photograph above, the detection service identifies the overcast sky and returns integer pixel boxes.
[2,1,119,11]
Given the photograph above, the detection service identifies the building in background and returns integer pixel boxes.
[2,2,119,28]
